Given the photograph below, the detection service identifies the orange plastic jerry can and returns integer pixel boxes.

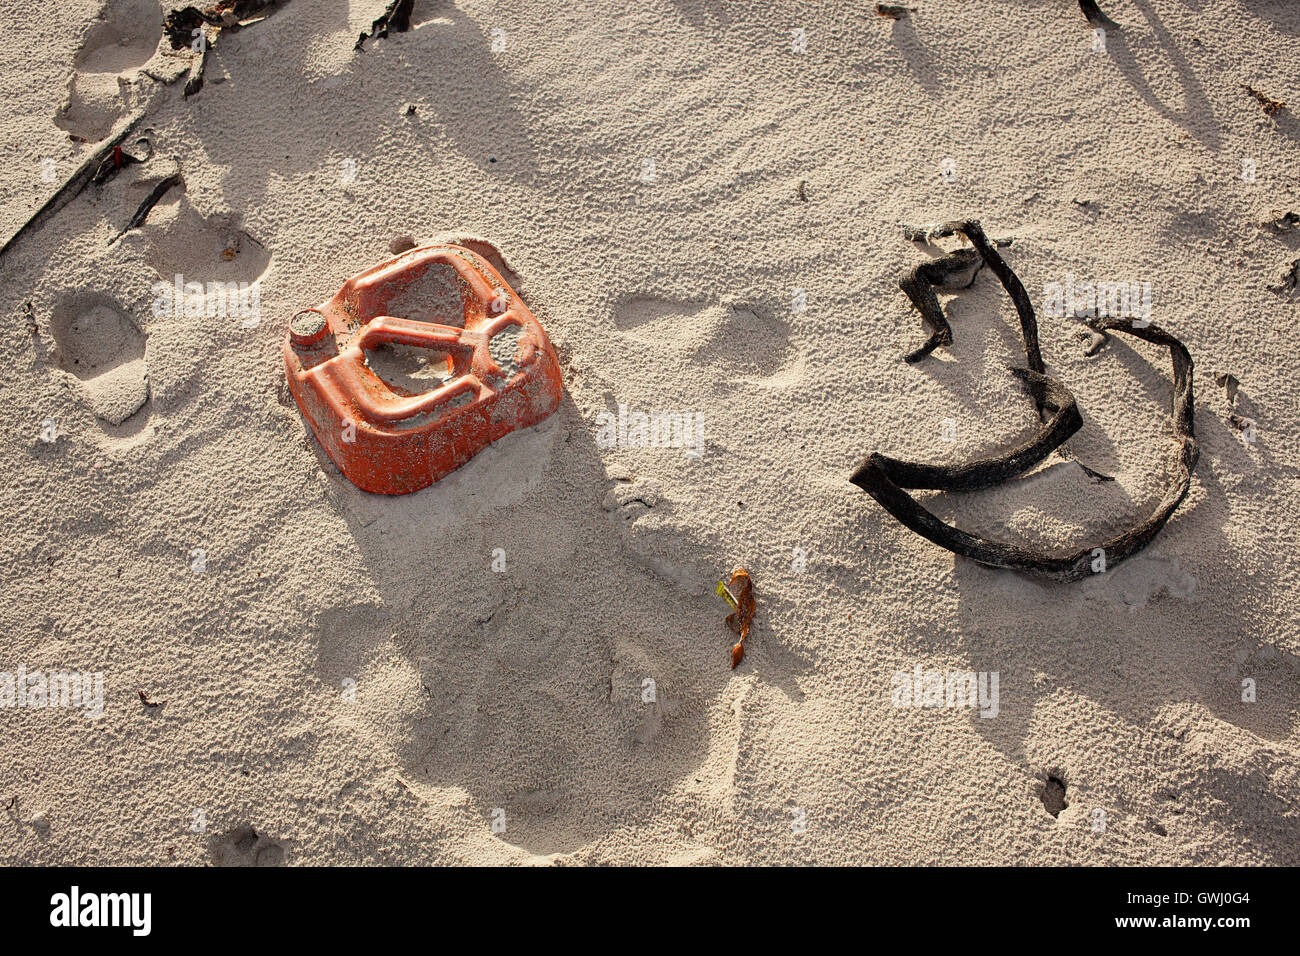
[283,243,563,494]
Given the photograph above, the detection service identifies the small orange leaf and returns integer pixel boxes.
[722,567,755,668]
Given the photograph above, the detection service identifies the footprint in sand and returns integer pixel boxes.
[143,191,271,291]
[208,825,288,867]
[54,77,127,143]
[601,468,708,595]
[55,0,162,141]
[49,293,150,427]
[595,296,802,595]
[613,296,796,380]
[74,0,163,74]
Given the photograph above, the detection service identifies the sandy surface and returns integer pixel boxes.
[2,0,1298,865]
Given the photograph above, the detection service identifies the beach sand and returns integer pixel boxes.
[1,0,1297,864]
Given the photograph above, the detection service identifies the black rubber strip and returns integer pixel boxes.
[109,171,184,245]
[853,222,1198,583]
[1080,0,1120,30]
[862,368,1081,493]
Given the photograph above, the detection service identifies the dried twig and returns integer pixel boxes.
[1245,85,1286,116]
[138,689,166,708]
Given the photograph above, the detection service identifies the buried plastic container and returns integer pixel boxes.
[284,243,563,494]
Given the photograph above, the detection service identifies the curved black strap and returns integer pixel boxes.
[851,318,1197,583]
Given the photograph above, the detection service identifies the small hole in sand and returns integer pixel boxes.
[1040,774,1068,818]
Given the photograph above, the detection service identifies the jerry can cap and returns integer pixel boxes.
[289,309,329,348]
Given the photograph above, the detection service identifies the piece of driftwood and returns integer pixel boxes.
[866,369,1082,493]
[899,248,982,362]
[899,220,1115,482]
[899,221,1013,364]
[900,221,1044,397]
[853,221,1197,583]
[0,111,144,264]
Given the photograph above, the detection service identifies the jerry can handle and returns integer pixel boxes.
[355,316,468,351]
